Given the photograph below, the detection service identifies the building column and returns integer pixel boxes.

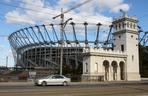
[117,65,121,81]
[109,65,113,81]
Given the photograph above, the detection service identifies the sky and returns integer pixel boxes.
[0,0,148,67]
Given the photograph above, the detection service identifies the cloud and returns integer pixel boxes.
[5,0,129,25]
[0,45,4,49]
[111,3,129,13]
[57,0,72,9]
[4,0,11,3]
[5,10,35,24]
[97,0,129,13]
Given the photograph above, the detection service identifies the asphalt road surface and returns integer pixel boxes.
[0,81,148,96]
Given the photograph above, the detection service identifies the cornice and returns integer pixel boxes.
[85,52,127,58]
[113,29,138,35]
[113,17,138,24]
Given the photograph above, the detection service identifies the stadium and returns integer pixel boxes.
[8,21,110,78]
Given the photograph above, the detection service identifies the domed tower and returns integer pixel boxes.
[112,11,141,81]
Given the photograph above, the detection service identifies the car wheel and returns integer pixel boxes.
[41,81,47,86]
[63,81,68,86]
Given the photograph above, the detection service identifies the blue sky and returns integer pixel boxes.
[0,0,148,67]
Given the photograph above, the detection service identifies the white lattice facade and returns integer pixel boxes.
[82,14,141,81]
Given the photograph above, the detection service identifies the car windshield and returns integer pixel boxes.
[52,75,65,79]
[43,75,52,79]
[40,75,66,79]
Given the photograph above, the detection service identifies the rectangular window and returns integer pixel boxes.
[86,63,88,73]
[121,44,124,52]
[95,63,98,73]
[132,55,134,61]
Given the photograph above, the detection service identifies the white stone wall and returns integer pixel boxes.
[113,32,140,80]
[113,33,126,51]
[125,32,140,81]
[82,48,127,81]
[82,15,141,82]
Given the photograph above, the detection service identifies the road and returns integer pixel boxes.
[0,81,148,96]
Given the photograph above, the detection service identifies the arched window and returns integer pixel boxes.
[122,22,124,29]
[133,24,136,29]
[119,61,125,80]
[103,60,109,81]
[132,55,134,61]
[119,23,121,29]
[111,61,118,81]
[130,23,132,28]
[127,22,129,28]
[116,25,118,30]
[95,63,98,73]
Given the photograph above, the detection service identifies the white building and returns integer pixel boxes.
[82,14,141,81]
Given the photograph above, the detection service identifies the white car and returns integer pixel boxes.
[34,75,71,86]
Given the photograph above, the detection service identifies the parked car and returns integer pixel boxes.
[34,75,71,86]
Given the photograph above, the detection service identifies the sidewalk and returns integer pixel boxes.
[0,79,148,86]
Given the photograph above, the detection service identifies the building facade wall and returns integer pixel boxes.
[82,15,141,82]
[113,16,140,81]
[82,48,127,81]
[125,32,140,80]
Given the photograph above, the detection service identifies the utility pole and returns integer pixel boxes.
[59,8,64,75]
[53,0,92,75]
